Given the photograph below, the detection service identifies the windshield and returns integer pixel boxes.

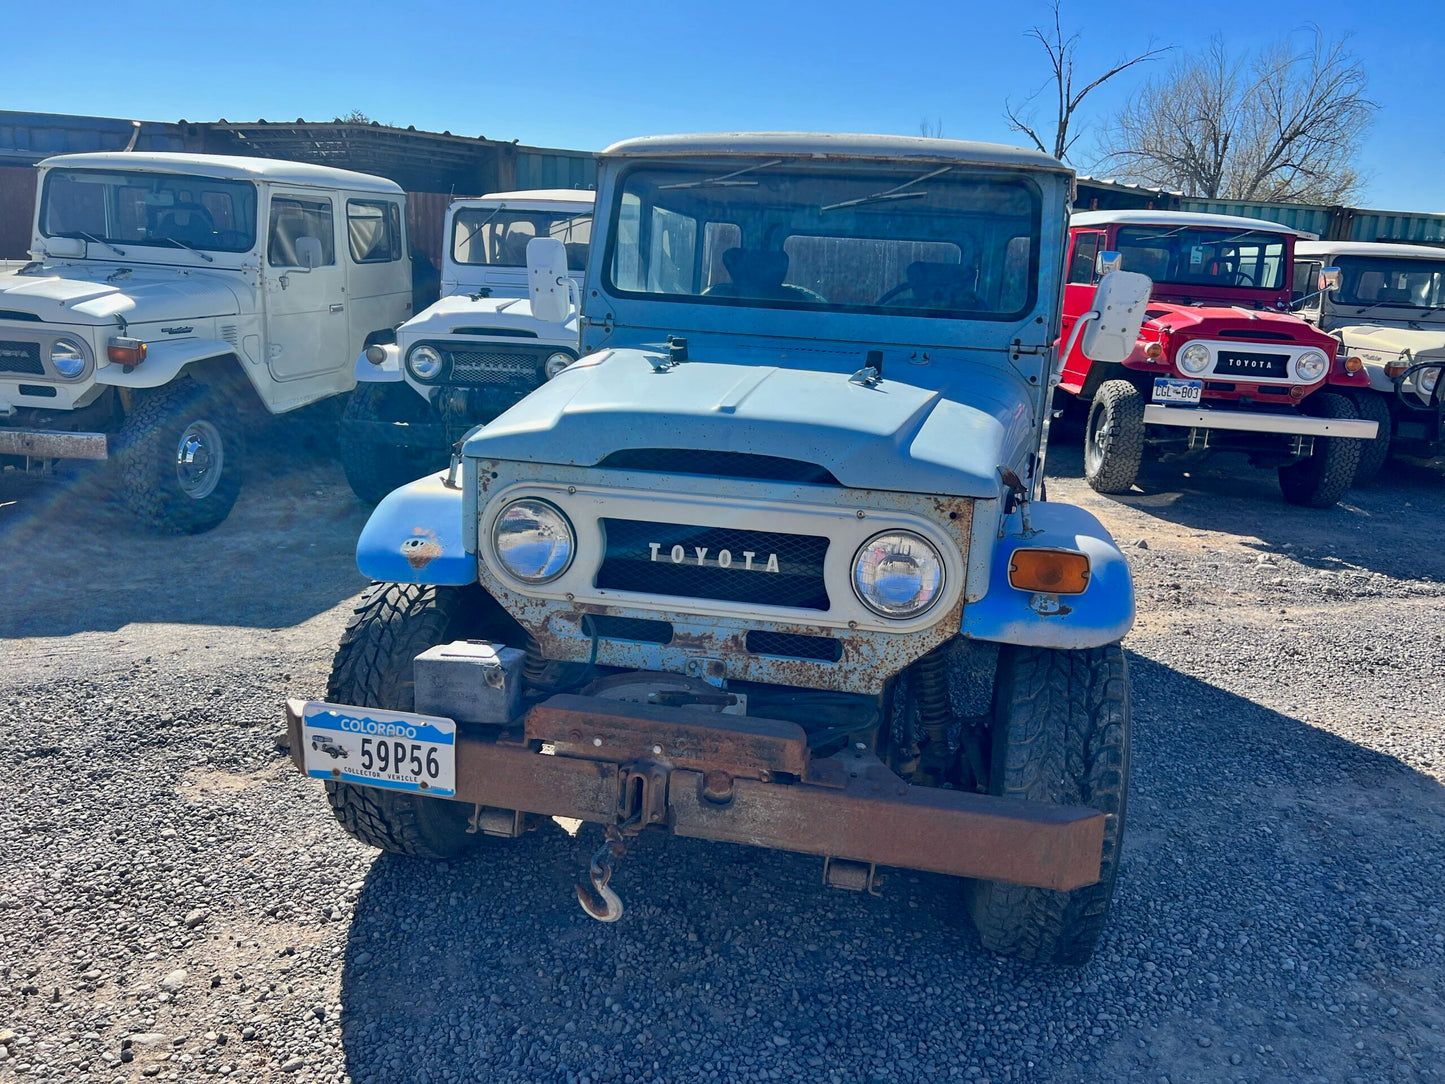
[40,169,258,254]
[604,161,1040,321]
[1114,226,1288,291]
[1332,256,1445,310]
[451,207,592,270]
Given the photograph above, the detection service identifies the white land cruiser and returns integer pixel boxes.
[1294,241,1445,479]
[0,152,412,532]
[340,189,593,503]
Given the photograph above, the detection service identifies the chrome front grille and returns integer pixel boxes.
[0,340,44,376]
[445,349,541,388]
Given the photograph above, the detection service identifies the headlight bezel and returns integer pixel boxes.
[1177,342,1210,375]
[544,351,575,380]
[49,336,88,379]
[490,497,576,585]
[850,529,946,620]
[406,343,444,382]
[1294,349,1329,383]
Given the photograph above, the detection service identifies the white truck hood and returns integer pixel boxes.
[463,347,1034,499]
[399,293,578,343]
[0,266,243,327]
[1335,322,1445,360]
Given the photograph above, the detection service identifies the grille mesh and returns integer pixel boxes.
[1213,351,1290,379]
[580,614,674,644]
[597,519,830,610]
[445,349,540,388]
[0,340,44,376]
[745,630,842,662]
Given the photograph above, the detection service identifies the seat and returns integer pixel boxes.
[152,202,215,247]
[902,260,982,310]
[707,248,820,302]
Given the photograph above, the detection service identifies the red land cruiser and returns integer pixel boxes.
[1058,211,1377,507]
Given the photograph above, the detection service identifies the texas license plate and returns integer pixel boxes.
[1152,377,1203,405]
[301,702,457,797]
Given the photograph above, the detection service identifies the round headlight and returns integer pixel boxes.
[544,352,574,380]
[491,499,575,584]
[1419,365,1441,396]
[852,531,945,619]
[1178,343,1210,375]
[1295,350,1328,382]
[50,337,86,378]
[406,344,443,381]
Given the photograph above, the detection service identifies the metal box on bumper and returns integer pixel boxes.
[285,685,1107,893]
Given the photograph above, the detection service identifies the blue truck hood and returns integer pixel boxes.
[461,346,1036,498]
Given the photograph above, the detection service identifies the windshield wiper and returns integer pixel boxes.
[820,166,952,213]
[65,231,126,257]
[659,159,785,191]
[154,236,214,262]
[457,203,506,254]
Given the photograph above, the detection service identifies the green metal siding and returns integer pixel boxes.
[514,148,597,191]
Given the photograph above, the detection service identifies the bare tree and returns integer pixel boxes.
[1004,0,1171,161]
[919,118,945,139]
[1095,28,1376,203]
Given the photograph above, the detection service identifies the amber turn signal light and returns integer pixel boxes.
[1143,342,1164,360]
[1343,356,1364,374]
[1384,360,1408,378]
[1008,548,1091,595]
[107,337,147,366]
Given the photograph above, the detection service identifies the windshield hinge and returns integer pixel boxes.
[1009,338,1049,356]
[583,312,615,335]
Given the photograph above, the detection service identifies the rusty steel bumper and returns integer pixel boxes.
[285,694,1107,892]
[0,428,108,460]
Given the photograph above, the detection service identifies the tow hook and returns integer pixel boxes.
[575,823,629,923]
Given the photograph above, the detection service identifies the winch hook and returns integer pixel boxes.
[575,824,628,923]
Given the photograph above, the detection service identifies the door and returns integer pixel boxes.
[264,190,347,382]
[1059,230,1105,392]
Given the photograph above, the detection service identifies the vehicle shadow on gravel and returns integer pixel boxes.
[333,652,1445,1083]
[0,411,372,637]
[1047,438,1445,585]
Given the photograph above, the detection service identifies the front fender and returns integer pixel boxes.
[94,338,237,389]
[356,472,474,585]
[353,343,403,383]
[961,502,1135,649]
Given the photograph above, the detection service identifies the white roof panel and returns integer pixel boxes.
[36,151,403,194]
[1071,209,1299,235]
[452,189,595,210]
[601,132,1066,172]
[1296,240,1445,261]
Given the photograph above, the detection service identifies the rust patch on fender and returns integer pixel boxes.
[402,529,443,570]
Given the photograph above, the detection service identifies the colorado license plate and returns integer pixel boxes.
[301,702,457,797]
[1152,377,1203,405]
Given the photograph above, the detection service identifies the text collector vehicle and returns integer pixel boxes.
[1059,211,1376,508]
[286,133,1153,965]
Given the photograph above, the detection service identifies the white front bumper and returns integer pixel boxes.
[1143,405,1378,440]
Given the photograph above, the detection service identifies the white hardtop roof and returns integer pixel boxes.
[452,189,595,209]
[602,132,1066,173]
[36,151,403,194]
[1296,240,1445,261]
[1071,209,1298,235]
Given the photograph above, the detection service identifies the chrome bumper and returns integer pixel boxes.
[1143,406,1378,440]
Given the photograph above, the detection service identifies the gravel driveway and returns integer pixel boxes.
[0,442,1441,1083]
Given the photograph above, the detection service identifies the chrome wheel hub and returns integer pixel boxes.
[175,420,223,500]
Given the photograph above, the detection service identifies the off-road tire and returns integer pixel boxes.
[1347,390,1392,485]
[1083,380,1145,494]
[339,384,447,506]
[1277,391,1363,508]
[967,643,1130,966]
[113,378,243,535]
[323,582,485,859]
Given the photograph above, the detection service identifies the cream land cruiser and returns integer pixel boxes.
[0,152,412,532]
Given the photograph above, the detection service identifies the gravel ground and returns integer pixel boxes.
[0,437,1442,1084]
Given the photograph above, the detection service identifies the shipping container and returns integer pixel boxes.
[1181,197,1445,246]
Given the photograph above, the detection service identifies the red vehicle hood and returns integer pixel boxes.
[1143,303,1336,351]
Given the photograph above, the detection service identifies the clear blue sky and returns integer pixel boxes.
[4,0,1439,212]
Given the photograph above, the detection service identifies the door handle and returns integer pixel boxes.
[330,303,344,313]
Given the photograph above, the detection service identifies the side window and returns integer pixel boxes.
[1292,260,1321,305]
[1067,232,1101,284]
[268,196,335,267]
[346,199,401,263]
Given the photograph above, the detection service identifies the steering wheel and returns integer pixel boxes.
[874,282,985,310]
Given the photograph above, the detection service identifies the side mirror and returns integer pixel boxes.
[527,237,571,324]
[1095,250,1123,276]
[295,236,322,270]
[44,237,86,258]
[1081,270,1152,363]
[1318,266,1342,292]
